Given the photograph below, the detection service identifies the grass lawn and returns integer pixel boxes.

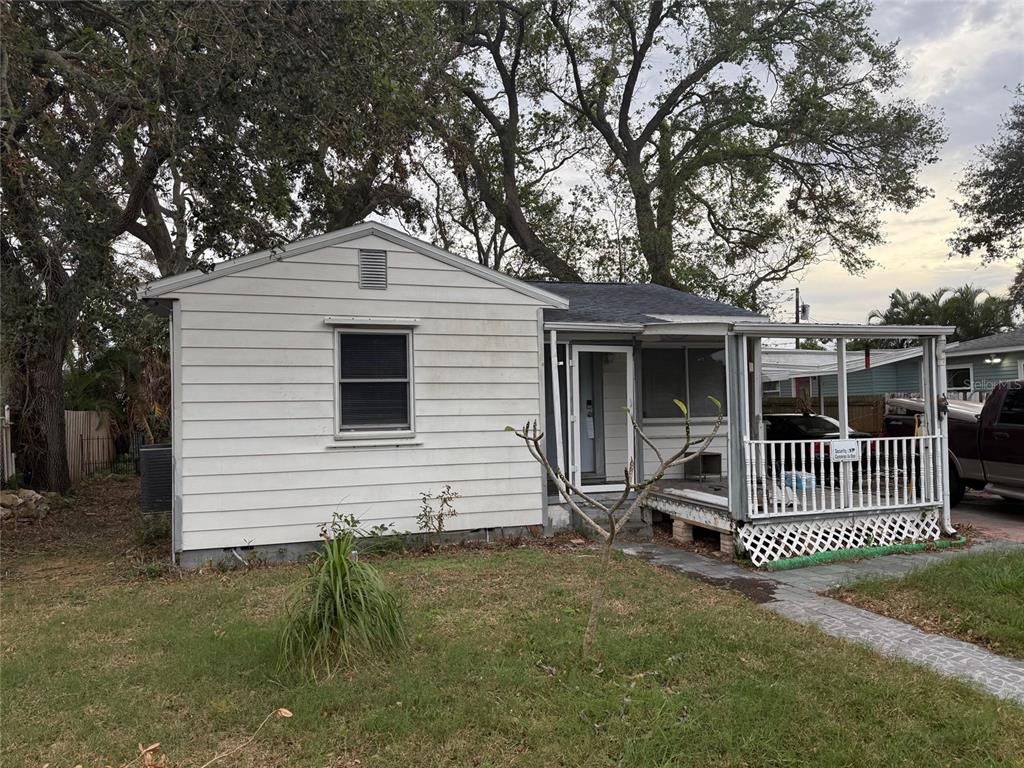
[833,548,1024,661]
[3,479,1024,766]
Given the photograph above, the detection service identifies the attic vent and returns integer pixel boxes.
[358,250,388,290]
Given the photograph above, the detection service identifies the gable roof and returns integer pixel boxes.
[527,282,762,326]
[137,221,569,309]
[946,326,1024,355]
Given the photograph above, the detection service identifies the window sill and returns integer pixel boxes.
[328,432,421,450]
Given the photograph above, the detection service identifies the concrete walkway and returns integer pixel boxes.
[618,540,1024,705]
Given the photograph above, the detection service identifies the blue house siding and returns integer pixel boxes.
[950,352,1023,392]
[772,350,1022,399]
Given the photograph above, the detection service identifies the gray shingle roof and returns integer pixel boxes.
[948,326,1024,354]
[527,282,760,325]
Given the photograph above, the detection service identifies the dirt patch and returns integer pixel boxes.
[1,475,165,583]
[687,573,779,604]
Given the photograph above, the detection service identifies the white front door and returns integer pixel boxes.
[570,346,635,491]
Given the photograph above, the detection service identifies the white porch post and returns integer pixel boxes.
[935,336,954,533]
[752,338,764,441]
[633,339,645,481]
[920,336,936,507]
[725,332,749,521]
[548,329,565,490]
[836,337,851,506]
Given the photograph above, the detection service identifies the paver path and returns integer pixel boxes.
[618,541,1024,705]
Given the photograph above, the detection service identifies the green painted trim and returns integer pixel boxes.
[762,537,968,571]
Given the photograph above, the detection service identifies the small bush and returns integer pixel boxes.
[138,512,171,547]
[278,523,406,680]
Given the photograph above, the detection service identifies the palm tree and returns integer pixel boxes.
[864,284,1015,347]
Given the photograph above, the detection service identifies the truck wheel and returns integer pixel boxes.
[948,463,965,507]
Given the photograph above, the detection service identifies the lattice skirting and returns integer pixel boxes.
[738,509,943,567]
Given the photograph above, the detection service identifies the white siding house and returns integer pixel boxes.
[141,223,567,565]
[143,223,955,569]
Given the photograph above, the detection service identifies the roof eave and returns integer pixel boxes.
[544,321,646,333]
[947,343,1024,357]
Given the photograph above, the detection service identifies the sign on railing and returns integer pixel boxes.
[744,435,943,518]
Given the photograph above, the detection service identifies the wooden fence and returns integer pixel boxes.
[65,410,116,485]
[1,405,15,483]
[762,395,886,435]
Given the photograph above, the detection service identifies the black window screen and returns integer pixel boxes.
[642,348,686,418]
[338,332,410,430]
[947,367,972,391]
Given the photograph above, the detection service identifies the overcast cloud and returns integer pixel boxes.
[787,0,1023,324]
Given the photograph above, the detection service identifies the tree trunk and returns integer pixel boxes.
[622,160,679,290]
[500,166,582,282]
[583,539,613,651]
[18,341,71,493]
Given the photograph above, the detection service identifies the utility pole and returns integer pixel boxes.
[795,287,800,349]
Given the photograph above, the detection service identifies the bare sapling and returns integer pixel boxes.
[508,397,723,651]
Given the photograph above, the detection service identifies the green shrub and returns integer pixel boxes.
[278,526,406,680]
[137,513,171,547]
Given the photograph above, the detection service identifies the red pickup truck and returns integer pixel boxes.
[884,381,1024,506]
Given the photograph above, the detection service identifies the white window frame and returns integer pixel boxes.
[762,379,782,396]
[334,327,415,439]
[946,363,974,393]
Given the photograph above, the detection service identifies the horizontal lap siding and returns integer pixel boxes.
[640,420,729,480]
[172,237,546,551]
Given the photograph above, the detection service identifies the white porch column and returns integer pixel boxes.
[935,336,954,533]
[752,338,764,440]
[836,337,851,506]
[548,329,565,490]
[725,333,749,521]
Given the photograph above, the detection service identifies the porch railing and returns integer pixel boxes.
[744,435,943,518]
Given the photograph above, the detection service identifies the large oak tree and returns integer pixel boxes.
[542,0,943,306]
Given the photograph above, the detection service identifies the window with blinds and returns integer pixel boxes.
[337,330,412,431]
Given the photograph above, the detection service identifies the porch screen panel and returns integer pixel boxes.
[641,348,686,418]
[687,347,727,417]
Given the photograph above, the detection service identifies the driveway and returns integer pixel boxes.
[953,490,1024,542]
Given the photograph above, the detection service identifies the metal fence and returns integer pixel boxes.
[78,431,147,478]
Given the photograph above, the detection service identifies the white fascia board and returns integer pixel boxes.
[732,322,955,339]
[640,321,733,336]
[647,314,768,324]
[544,321,645,333]
[137,221,569,309]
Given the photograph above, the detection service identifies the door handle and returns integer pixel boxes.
[994,431,1009,440]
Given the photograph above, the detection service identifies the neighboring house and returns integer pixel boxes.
[943,327,1024,395]
[763,327,1024,401]
[141,222,954,568]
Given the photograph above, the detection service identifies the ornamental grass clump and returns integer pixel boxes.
[279,522,406,680]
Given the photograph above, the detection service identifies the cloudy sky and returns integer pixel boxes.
[786,0,1023,324]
